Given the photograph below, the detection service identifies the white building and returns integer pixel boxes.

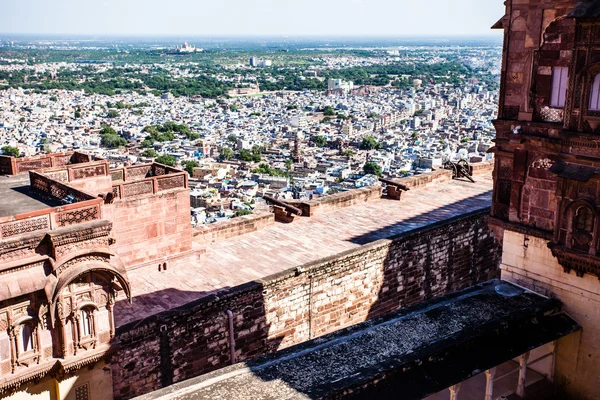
[327,79,354,93]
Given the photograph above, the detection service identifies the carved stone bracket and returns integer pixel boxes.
[548,243,600,280]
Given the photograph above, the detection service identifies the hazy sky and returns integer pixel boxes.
[3,0,505,37]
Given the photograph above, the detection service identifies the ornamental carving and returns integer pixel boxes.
[45,170,69,182]
[110,169,124,182]
[56,300,65,321]
[549,244,600,280]
[0,216,50,238]
[54,237,110,259]
[0,314,8,331]
[157,175,185,192]
[531,158,554,170]
[122,181,153,197]
[72,165,107,181]
[56,206,99,227]
[55,254,109,277]
[126,165,151,180]
[16,158,51,173]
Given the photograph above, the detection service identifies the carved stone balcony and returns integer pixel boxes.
[548,243,600,280]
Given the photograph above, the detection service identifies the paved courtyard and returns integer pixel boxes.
[115,176,493,327]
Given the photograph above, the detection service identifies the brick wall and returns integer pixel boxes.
[192,212,274,245]
[111,208,500,399]
[103,188,193,268]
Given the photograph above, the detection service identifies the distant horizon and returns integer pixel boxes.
[4,0,504,37]
[0,32,502,40]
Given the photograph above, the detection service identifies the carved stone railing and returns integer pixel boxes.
[0,151,93,176]
[29,171,97,203]
[0,199,103,240]
[561,136,600,159]
[36,160,110,184]
[110,162,185,183]
[539,107,564,123]
[111,165,188,200]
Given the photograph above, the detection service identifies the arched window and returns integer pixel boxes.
[575,206,594,232]
[20,323,34,353]
[590,74,600,111]
[570,205,596,253]
[79,308,94,338]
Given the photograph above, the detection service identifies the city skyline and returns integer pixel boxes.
[3,0,504,37]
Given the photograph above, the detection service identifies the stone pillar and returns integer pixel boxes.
[548,341,556,383]
[485,367,496,400]
[449,383,461,400]
[516,351,530,397]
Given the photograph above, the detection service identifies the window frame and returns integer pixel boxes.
[550,66,569,108]
[589,73,600,111]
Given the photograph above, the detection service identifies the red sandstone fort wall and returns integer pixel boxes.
[192,211,274,245]
[103,189,193,268]
[111,208,500,399]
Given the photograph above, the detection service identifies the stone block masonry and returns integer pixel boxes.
[103,188,193,268]
[111,208,500,399]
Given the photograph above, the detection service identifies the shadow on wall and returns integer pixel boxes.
[108,191,500,400]
[241,193,500,398]
[110,285,284,400]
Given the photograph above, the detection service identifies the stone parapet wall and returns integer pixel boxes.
[286,185,383,217]
[111,208,500,399]
[103,189,192,268]
[469,160,494,176]
[192,212,274,245]
[0,151,92,176]
[398,169,453,189]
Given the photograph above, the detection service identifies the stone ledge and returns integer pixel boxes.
[192,212,275,245]
[286,185,383,217]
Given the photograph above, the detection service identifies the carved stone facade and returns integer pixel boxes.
[0,154,190,399]
[0,221,131,396]
[490,1,600,399]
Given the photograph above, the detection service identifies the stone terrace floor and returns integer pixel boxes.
[0,174,61,218]
[114,175,493,327]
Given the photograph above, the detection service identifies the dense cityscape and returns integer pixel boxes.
[0,37,502,224]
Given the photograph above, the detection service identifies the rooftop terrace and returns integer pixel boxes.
[115,174,494,327]
[0,174,60,218]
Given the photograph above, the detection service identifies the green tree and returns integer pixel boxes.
[227,135,238,144]
[363,161,382,177]
[182,160,199,176]
[107,109,120,118]
[322,106,335,116]
[234,209,252,217]
[359,136,381,150]
[140,149,158,158]
[1,146,20,158]
[100,125,127,148]
[19,117,25,122]
[101,133,127,149]
[343,149,355,157]
[100,125,117,135]
[252,163,287,177]
[155,154,177,167]
[284,159,293,172]
[313,135,327,147]
[238,149,261,162]
[219,147,234,161]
